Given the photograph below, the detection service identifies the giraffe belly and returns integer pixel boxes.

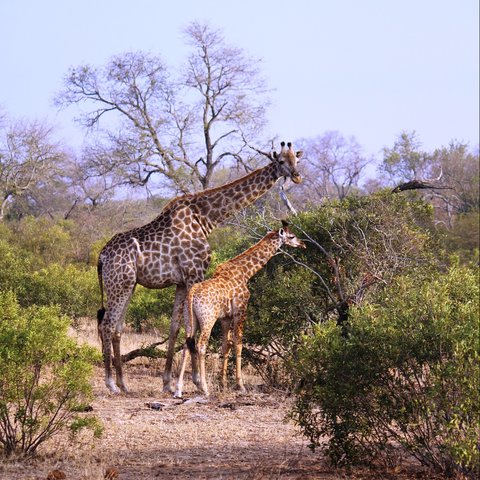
[136,264,182,289]
[137,276,174,289]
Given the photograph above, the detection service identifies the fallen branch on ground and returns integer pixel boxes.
[120,340,183,363]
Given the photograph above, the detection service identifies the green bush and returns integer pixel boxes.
[289,265,480,478]
[0,291,101,457]
[0,239,33,300]
[438,211,480,265]
[244,193,437,385]
[11,216,76,266]
[126,285,175,334]
[245,267,319,386]
[21,263,98,320]
[0,230,98,319]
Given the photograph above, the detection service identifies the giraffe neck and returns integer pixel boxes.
[191,162,280,229]
[215,232,282,281]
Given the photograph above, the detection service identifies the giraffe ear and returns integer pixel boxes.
[278,228,286,239]
[272,150,285,164]
[296,150,304,160]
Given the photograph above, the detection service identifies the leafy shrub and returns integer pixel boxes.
[245,267,319,387]
[0,230,98,320]
[289,265,480,478]
[11,216,76,266]
[439,211,480,265]
[21,263,98,320]
[0,239,33,300]
[126,285,175,334]
[244,193,436,385]
[0,291,101,457]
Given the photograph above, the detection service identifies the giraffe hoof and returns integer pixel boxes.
[107,384,121,394]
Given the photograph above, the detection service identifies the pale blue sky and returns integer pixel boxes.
[1,0,478,158]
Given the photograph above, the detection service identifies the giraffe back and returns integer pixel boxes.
[99,198,211,290]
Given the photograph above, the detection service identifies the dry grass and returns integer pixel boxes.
[0,322,435,479]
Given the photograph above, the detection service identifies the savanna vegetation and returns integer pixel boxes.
[0,21,478,479]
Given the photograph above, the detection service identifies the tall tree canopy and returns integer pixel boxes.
[56,22,269,194]
[0,119,65,221]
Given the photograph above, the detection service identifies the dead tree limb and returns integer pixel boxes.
[391,180,453,194]
[120,340,183,363]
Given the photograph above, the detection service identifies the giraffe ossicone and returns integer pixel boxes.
[96,142,303,394]
[174,222,306,398]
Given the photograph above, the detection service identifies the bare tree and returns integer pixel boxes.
[65,146,128,210]
[297,131,371,202]
[0,119,65,221]
[55,22,269,195]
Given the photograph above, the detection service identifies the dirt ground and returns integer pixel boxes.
[0,326,436,480]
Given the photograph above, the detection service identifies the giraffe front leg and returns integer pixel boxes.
[163,286,186,393]
[163,318,180,393]
[233,310,247,394]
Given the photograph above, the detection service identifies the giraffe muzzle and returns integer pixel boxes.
[291,173,302,184]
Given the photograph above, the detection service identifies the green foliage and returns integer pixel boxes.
[207,226,251,273]
[248,267,318,346]
[289,265,480,478]
[381,130,429,182]
[21,263,98,320]
[126,285,175,334]
[11,216,77,267]
[438,212,480,264]
[69,416,104,438]
[0,221,98,319]
[0,238,33,300]
[245,192,436,385]
[0,291,101,457]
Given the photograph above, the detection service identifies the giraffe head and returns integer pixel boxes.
[273,141,303,184]
[278,220,306,248]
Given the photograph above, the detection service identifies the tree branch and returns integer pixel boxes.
[120,340,182,363]
[391,180,453,194]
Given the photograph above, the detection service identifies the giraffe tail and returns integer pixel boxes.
[186,337,196,354]
[97,259,106,326]
[185,289,197,354]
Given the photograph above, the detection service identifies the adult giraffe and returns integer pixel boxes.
[97,142,303,393]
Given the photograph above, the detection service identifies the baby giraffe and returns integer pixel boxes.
[174,221,306,398]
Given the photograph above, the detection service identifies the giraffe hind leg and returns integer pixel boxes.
[101,286,134,394]
[233,310,247,394]
[112,333,128,393]
[220,318,234,390]
[99,319,120,394]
